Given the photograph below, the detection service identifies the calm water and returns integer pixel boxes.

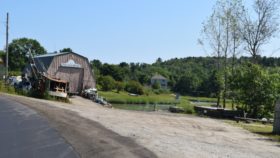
[190,101,216,106]
[112,104,172,112]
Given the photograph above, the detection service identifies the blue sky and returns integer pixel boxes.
[0,0,279,64]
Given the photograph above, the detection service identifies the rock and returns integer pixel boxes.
[169,106,184,113]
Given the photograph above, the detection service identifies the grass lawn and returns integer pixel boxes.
[99,91,234,113]
[181,95,234,109]
[99,91,180,105]
[186,96,218,102]
[99,91,195,112]
[225,120,280,142]
[0,81,16,94]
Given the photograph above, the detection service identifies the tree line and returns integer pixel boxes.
[91,54,280,118]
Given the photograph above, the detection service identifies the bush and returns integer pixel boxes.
[178,100,194,114]
[153,88,170,95]
[152,81,160,89]
[184,105,195,114]
[0,80,16,94]
[98,75,116,91]
[125,81,144,95]
[115,81,125,93]
[229,63,280,118]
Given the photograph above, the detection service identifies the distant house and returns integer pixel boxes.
[151,74,168,89]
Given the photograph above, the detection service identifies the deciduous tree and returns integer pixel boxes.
[240,0,279,62]
[59,48,74,53]
[98,75,116,91]
[200,0,243,107]
[230,63,280,118]
[8,38,47,71]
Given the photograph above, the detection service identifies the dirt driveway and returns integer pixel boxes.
[4,94,280,158]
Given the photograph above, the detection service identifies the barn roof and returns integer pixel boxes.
[35,52,88,59]
[33,52,89,73]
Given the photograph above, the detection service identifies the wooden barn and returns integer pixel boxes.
[24,52,95,94]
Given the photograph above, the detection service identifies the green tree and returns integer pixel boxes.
[199,70,223,99]
[200,0,244,108]
[119,62,129,68]
[138,73,150,85]
[91,59,102,70]
[115,81,125,93]
[230,63,280,118]
[152,80,160,89]
[155,57,163,65]
[101,64,125,81]
[125,81,144,95]
[173,74,201,95]
[98,75,116,91]
[8,38,47,71]
[59,48,74,53]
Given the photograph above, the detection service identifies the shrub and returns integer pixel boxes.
[229,63,280,118]
[152,81,160,89]
[153,88,170,95]
[0,80,16,94]
[184,105,195,114]
[98,75,116,91]
[115,81,125,93]
[178,100,194,114]
[125,81,144,95]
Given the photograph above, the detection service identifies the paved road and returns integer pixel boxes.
[0,96,79,158]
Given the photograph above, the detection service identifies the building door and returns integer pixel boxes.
[56,67,84,93]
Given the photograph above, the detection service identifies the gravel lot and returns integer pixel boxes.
[3,94,280,158]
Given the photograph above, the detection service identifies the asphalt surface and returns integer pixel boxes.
[0,96,79,158]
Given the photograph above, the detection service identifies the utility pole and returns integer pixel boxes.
[5,12,9,81]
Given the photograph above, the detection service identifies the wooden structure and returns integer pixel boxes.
[194,106,242,119]
[24,52,95,94]
[44,75,68,98]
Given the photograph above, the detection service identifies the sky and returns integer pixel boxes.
[0,0,279,64]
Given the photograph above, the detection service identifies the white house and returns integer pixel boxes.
[151,74,168,89]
